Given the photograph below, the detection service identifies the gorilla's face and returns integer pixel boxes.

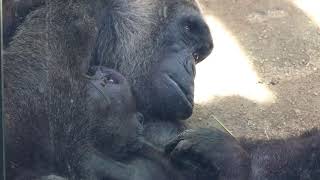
[137,4,213,120]
[94,0,213,121]
[149,7,213,120]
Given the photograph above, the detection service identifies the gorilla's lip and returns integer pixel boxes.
[165,74,193,109]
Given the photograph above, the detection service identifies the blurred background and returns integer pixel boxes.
[188,0,320,140]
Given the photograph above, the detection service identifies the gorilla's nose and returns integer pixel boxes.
[194,40,213,63]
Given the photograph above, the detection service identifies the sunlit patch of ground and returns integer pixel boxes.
[291,0,320,27]
[194,15,275,104]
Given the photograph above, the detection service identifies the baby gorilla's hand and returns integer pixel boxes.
[165,128,250,180]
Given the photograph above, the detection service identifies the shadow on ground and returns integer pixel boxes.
[188,0,320,139]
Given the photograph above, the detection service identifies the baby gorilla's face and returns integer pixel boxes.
[87,67,144,157]
[87,66,135,113]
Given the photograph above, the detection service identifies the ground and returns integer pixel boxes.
[188,0,320,140]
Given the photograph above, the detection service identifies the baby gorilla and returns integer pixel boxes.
[82,67,182,180]
[9,67,145,180]
[86,66,144,158]
[10,65,241,180]
[30,67,178,180]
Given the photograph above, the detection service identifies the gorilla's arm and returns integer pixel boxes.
[166,128,320,180]
[165,128,250,180]
[241,129,320,180]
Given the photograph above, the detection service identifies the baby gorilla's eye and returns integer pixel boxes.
[106,76,115,83]
[182,17,200,35]
[102,75,119,85]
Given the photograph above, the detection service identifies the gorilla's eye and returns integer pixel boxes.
[183,19,199,34]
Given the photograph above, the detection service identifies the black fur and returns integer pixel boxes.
[240,129,320,180]
[5,0,319,180]
[4,0,215,179]
[3,0,45,47]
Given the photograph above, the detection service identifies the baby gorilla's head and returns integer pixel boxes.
[87,66,144,158]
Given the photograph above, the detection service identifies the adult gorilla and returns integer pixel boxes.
[5,0,320,180]
[4,0,249,180]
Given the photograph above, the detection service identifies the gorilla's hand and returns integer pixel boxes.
[165,128,250,180]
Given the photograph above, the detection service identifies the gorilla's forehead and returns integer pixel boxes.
[171,0,198,5]
[167,0,199,9]
[156,0,201,22]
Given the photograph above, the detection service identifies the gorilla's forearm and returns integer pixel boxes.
[240,130,320,180]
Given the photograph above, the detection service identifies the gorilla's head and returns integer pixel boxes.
[92,0,213,121]
[87,67,144,157]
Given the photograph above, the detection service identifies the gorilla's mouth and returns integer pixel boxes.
[165,74,193,109]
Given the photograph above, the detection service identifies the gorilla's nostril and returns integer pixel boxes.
[193,52,200,62]
[194,41,213,63]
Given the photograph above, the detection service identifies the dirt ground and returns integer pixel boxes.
[188,0,320,140]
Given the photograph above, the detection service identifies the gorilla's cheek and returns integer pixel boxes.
[150,52,196,120]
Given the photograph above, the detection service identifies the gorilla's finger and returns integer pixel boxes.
[165,129,198,153]
[164,137,183,154]
[168,139,193,158]
[167,140,201,169]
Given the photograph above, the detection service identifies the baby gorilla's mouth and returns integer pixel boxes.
[165,74,193,109]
